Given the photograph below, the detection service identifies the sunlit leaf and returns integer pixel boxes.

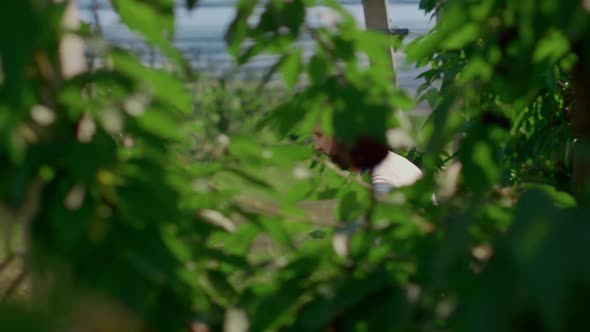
[281,49,303,89]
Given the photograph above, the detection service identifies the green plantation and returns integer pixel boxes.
[1,0,590,331]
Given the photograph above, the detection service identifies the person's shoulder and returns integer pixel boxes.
[371,151,423,188]
[386,151,423,175]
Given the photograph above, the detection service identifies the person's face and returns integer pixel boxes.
[313,128,351,169]
[313,128,333,155]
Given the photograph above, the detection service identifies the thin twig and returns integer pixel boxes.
[0,254,15,274]
[1,270,26,301]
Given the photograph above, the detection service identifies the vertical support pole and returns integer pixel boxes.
[362,0,390,31]
[361,0,396,80]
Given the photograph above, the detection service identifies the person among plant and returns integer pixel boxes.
[313,126,423,193]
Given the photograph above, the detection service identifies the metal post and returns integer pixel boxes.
[361,0,396,78]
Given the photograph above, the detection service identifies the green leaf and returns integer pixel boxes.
[442,23,480,49]
[309,229,328,239]
[355,30,394,77]
[256,53,290,92]
[112,0,190,73]
[237,42,266,66]
[423,88,440,109]
[519,183,576,208]
[135,106,181,140]
[258,86,322,135]
[225,0,260,57]
[112,51,192,112]
[283,180,313,203]
[533,29,571,63]
[199,270,238,307]
[337,191,366,222]
[281,49,303,89]
[456,57,493,85]
[281,0,306,37]
[249,277,306,331]
[209,222,260,256]
[308,50,332,84]
[253,215,295,250]
[405,29,445,65]
[228,136,267,165]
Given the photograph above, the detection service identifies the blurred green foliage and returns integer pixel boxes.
[1,0,590,331]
